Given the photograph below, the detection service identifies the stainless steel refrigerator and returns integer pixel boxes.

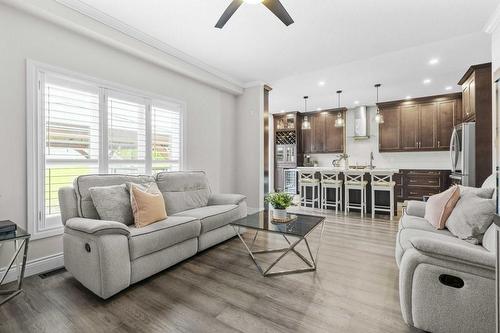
[450,122,476,186]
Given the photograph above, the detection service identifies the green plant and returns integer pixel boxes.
[265,192,294,210]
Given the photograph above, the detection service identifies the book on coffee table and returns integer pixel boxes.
[0,220,17,234]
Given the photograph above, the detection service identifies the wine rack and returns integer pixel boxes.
[275,131,296,144]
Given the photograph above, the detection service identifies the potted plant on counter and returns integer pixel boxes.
[265,192,294,219]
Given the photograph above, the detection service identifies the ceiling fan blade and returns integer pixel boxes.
[215,0,244,28]
[262,0,294,26]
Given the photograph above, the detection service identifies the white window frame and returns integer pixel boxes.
[27,60,187,240]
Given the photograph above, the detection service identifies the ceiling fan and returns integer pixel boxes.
[215,0,294,29]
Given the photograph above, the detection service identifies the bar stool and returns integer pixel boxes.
[298,171,320,208]
[320,171,343,213]
[344,170,368,217]
[370,170,396,220]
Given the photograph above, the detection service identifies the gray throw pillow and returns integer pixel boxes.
[459,185,494,199]
[89,184,133,225]
[446,193,496,244]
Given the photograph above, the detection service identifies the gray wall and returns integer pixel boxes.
[0,3,240,266]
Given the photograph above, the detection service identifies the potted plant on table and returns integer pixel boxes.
[265,192,294,219]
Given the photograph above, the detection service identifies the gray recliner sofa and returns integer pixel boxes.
[58,171,247,299]
[396,175,496,333]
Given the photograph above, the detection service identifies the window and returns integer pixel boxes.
[27,62,184,239]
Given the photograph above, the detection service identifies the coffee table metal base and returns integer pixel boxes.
[232,221,325,277]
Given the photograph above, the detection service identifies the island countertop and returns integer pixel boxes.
[296,167,400,173]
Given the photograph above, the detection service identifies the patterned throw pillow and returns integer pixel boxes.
[89,184,133,225]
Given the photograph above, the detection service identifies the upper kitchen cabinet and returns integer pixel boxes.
[324,111,344,152]
[378,107,400,151]
[300,108,346,154]
[311,113,325,153]
[378,93,462,152]
[458,63,492,186]
[458,64,492,122]
[400,105,419,150]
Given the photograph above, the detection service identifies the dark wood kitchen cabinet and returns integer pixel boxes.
[300,108,346,154]
[400,105,419,150]
[378,93,462,152]
[458,62,492,186]
[378,106,400,151]
[402,169,451,201]
[419,103,437,149]
[311,113,325,153]
[436,99,461,149]
[324,111,344,152]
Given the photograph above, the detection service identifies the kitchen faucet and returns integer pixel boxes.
[332,153,349,168]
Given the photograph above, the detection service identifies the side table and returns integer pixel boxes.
[0,225,30,305]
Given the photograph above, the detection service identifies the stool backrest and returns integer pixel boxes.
[299,171,316,182]
[370,170,394,183]
[344,170,365,183]
[320,171,340,182]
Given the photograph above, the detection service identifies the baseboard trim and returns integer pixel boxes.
[0,252,64,284]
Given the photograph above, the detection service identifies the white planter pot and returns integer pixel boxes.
[273,208,288,219]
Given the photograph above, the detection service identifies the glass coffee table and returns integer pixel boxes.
[230,210,325,277]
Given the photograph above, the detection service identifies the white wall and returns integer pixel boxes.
[0,3,240,269]
[307,106,450,169]
[235,86,264,209]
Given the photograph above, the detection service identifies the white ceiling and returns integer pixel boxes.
[66,0,496,109]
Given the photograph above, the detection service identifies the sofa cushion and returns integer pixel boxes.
[446,193,496,244]
[399,214,453,233]
[156,171,211,215]
[459,185,494,199]
[89,184,133,225]
[395,227,473,266]
[128,216,201,260]
[423,186,460,229]
[74,174,154,219]
[129,182,167,228]
[174,204,240,234]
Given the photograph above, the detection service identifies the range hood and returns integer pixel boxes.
[353,106,370,139]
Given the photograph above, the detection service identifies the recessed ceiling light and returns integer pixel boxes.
[318,81,326,87]
[423,79,432,84]
[445,86,453,91]
[405,96,412,100]
[354,101,360,105]
[317,107,322,111]
[428,58,439,65]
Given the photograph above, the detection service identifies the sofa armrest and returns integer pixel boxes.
[406,200,426,218]
[409,237,495,269]
[65,218,130,237]
[208,193,246,206]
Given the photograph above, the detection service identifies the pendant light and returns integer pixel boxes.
[374,84,384,124]
[301,96,311,130]
[334,90,345,128]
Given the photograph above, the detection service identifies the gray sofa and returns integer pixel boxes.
[58,171,247,299]
[396,175,496,333]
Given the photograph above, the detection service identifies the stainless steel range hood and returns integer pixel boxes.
[353,106,370,139]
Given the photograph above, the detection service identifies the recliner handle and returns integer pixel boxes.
[439,274,464,288]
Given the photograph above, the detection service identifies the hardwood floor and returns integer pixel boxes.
[0,209,420,333]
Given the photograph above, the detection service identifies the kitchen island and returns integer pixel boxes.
[296,167,400,216]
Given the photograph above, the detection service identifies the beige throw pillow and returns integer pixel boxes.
[129,182,167,228]
[423,186,460,229]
